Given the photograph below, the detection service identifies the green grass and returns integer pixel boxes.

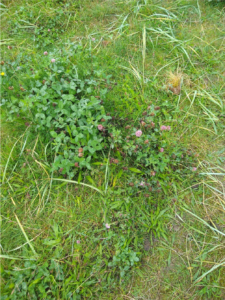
[1,0,225,299]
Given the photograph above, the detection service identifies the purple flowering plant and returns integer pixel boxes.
[106,101,199,195]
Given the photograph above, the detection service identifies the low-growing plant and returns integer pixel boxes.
[1,43,111,178]
[1,42,198,184]
[105,100,199,196]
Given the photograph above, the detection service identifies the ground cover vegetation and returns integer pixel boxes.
[0,0,225,299]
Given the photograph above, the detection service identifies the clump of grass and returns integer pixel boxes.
[167,71,183,94]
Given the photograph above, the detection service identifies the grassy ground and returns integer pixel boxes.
[1,0,225,299]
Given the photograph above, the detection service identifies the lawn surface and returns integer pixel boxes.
[1,0,225,299]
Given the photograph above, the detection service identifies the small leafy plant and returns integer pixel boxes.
[1,43,111,178]
[105,100,198,196]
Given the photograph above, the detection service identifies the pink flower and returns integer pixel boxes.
[92,38,96,41]
[98,124,104,131]
[160,125,171,131]
[192,167,197,171]
[140,182,145,186]
[76,240,80,244]
[48,29,51,32]
[135,130,142,137]
[51,58,56,63]
[151,171,156,176]
[105,223,110,229]
[160,125,167,131]
[44,51,48,55]
[159,148,164,152]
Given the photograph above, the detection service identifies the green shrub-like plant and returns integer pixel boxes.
[1,43,111,178]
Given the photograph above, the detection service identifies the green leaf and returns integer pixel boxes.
[86,176,96,186]
[129,168,143,173]
[110,201,123,209]
[50,131,58,138]
[78,171,82,183]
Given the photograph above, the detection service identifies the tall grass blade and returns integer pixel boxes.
[14,213,38,257]
[182,208,225,237]
[51,178,104,195]
[2,135,24,184]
